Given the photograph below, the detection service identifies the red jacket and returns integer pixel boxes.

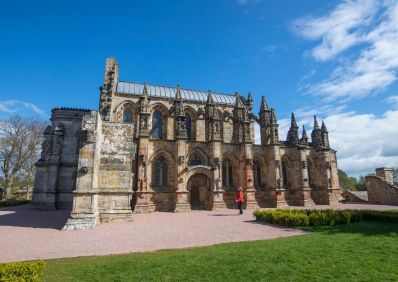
[236,191,244,203]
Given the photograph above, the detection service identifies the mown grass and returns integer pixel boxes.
[43,221,398,282]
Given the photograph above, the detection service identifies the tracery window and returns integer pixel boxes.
[222,159,234,188]
[188,151,204,166]
[153,156,168,187]
[253,160,262,187]
[282,161,289,187]
[152,110,163,139]
[185,113,192,140]
[123,107,133,123]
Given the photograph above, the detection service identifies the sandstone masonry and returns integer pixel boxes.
[32,58,342,229]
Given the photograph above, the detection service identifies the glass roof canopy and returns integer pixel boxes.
[116,81,237,105]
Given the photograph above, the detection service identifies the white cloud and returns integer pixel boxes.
[386,95,398,109]
[293,0,377,61]
[0,100,45,116]
[294,0,398,102]
[326,109,398,176]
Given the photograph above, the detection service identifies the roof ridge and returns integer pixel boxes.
[118,80,236,97]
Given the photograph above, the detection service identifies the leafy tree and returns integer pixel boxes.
[393,167,398,186]
[355,175,367,191]
[338,169,357,191]
[0,116,46,199]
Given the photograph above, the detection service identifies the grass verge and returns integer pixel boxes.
[43,221,398,282]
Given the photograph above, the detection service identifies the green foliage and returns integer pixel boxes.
[0,261,45,282]
[355,175,367,191]
[338,169,358,191]
[0,200,31,208]
[253,209,398,227]
[393,167,398,185]
[43,222,398,281]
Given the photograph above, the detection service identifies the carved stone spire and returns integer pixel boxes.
[286,112,299,146]
[260,96,269,112]
[321,120,330,148]
[247,92,253,112]
[138,84,150,136]
[174,86,187,139]
[205,91,221,141]
[311,115,322,148]
[99,57,119,121]
[269,108,279,144]
[299,125,309,146]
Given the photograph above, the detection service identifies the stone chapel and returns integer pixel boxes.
[32,57,341,229]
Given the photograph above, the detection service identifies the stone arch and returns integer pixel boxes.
[150,103,169,140]
[113,101,139,123]
[184,106,197,141]
[222,152,239,190]
[187,147,209,166]
[253,155,266,189]
[149,150,175,191]
[186,167,214,210]
[113,101,140,137]
[281,155,292,188]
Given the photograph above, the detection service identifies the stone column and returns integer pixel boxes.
[297,147,314,206]
[63,112,100,230]
[211,141,226,210]
[174,139,191,212]
[263,145,288,208]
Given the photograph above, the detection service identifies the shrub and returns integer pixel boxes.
[0,261,45,282]
[254,209,398,227]
[0,200,31,208]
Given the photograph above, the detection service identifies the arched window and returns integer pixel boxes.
[153,156,168,187]
[253,160,262,187]
[185,113,192,140]
[152,110,163,139]
[282,161,289,187]
[222,159,234,188]
[188,151,204,166]
[123,107,133,123]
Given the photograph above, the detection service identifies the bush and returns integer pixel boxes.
[0,200,31,208]
[0,261,45,282]
[254,209,398,227]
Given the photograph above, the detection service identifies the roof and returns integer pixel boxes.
[116,81,237,105]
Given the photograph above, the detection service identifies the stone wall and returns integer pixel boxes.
[367,175,398,206]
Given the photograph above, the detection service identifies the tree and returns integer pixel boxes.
[0,116,47,200]
[393,167,398,186]
[338,169,357,191]
[355,175,367,191]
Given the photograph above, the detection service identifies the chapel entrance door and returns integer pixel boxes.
[187,173,210,210]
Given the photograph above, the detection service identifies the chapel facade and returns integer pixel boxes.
[32,58,341,229]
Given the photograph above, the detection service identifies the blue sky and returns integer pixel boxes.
[1,0,398,176]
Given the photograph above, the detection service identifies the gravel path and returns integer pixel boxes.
[0,203,396,263]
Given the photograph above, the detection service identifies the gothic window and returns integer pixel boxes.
[123,107,133,123]
[253,160,262,187]
[282,161,289,187]
[188,152,204,166]
[222,159,234,188]
[185,113,192,140]
[152,110,163,139]
[153,156,168,187]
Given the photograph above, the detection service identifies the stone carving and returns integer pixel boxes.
[32,57,341,230]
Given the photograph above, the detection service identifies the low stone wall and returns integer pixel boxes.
[366,175,398,206]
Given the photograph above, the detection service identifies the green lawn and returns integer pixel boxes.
[44,222,398,282]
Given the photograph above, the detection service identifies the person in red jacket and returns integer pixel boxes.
[236,187,244,215]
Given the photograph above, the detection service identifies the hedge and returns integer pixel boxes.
[0,261,45,282]
[253,209,398,227]
[0,200,31,208]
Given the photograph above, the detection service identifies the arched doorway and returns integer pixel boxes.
[187,173,211,210]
